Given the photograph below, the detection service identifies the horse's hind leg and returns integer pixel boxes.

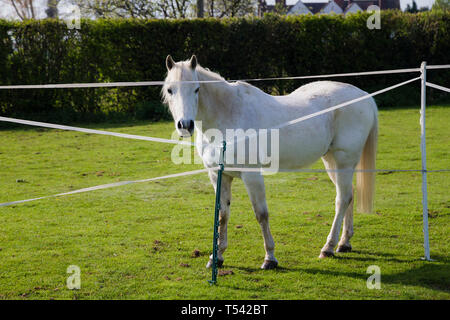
[321,154,354,254]
[241,172,278,269]
[336,186,354,253]
[320,152,356,258]
[206,172,233,268]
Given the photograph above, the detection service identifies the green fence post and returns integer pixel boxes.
[208,141,226,285]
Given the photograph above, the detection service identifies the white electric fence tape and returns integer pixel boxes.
[272,77,421,130]
[0,77,421,151]
[0,116,194,146]
[0,168,214,207]
[0,65,448,208]
[426,82,450,93]
[2,167,447,208]
[426,65,450,70]
[223,167,450,173]
[225,76,421,148]
[0,67,421,89]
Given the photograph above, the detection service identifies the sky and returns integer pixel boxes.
[0,0,437,19]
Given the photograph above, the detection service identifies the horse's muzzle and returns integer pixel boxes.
[177,119,194,137]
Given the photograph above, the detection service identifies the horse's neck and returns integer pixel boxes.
[196,67,235,133]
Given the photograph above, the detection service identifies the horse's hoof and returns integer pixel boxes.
[319,251,334,258]
[336,244,352,253]
[261,260,278,270]
[206,258,224,269]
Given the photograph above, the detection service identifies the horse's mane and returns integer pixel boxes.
[196,65,226,82]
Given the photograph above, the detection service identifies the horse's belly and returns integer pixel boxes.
[277,128,332,170]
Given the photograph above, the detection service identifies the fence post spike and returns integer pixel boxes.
[208,141,226,285]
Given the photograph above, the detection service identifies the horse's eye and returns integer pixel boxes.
[195,87,200,94]
[167,88,173,95]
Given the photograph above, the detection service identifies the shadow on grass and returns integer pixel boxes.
[297,261,449,294]
[224,251,450,294]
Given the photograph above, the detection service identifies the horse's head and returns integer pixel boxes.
[163,55,199,138]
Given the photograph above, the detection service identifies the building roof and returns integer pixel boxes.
[260,0,400,15]
[344,1,378,11]
[342,0,401,11]
[288,1,313,14]
[344,2,363,14]
[321,1,344,13]
[304,3,328,14]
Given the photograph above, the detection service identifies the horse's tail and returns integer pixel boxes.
[356,113,378,214]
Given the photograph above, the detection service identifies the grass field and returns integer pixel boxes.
[0,106,449,300]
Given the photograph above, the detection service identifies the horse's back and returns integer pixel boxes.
[284,80,377,136]
[284,81,372,107]
[297,81,377,159]
[271,81,377,169]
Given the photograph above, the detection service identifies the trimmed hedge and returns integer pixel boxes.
[0,11,449,122]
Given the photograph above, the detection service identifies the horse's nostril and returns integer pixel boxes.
[178,120,194,132]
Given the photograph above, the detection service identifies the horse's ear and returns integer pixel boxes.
[189,55,197,69]
[166,55,175,71]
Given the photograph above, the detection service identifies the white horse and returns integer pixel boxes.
[163,55,378,269]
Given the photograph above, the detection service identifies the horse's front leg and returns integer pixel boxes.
[206,171,233,268]
[241,172,278,270]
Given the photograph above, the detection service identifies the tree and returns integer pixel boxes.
[73,0,158,18]
[273,2,287,15]
[432,0,450,12]
[205,0,256,17]
[6,0,37,20]
[405,0,418,13]
[72,0,256,19]
[197,0,204,17]
[157,0,193,18]
[46,0,60,18]
[220,0,257,17]
[73,0,195,19]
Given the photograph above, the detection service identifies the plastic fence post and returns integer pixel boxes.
[420,61,431,261]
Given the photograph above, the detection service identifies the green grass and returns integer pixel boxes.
[0,106,449,300]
